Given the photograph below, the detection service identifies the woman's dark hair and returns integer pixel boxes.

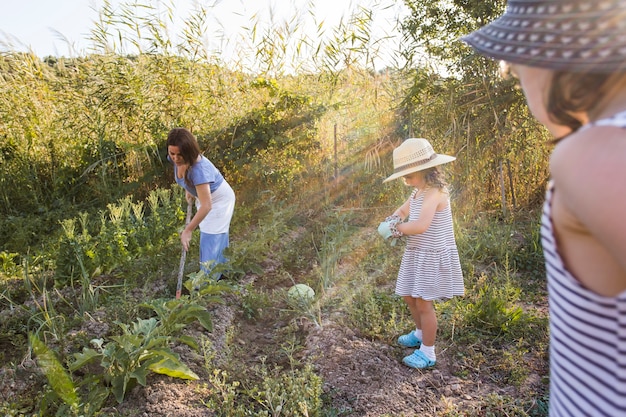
[167,128,201,186]
[547,72,626,141]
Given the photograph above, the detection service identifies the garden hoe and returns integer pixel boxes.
[176,202,193,299]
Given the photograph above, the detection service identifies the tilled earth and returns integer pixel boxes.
[1,269,547,417]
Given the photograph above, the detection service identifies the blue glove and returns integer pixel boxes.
[378,221,393,240]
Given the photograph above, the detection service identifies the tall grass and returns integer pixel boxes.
[0,1,553,415]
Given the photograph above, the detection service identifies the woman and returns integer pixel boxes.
[167,127,235,275]
[463,1,626,415]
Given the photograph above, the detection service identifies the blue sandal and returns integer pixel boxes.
[402,350,436,369]
[398,331,422,348]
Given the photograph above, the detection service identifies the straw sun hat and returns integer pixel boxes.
[462,0,626,72]
[383,138,456,183]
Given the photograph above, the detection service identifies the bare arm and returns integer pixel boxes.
[392,198,411,221]
[397,188,447,236]
[180,183,212,251]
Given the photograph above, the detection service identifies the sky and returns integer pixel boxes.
[0,0,408,70]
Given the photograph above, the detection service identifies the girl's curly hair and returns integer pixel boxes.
[423,166,449,190]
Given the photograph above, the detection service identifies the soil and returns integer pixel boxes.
[1,264,548,417]
[99,294,475,417]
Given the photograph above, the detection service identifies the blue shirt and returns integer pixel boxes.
[170,155,224,196]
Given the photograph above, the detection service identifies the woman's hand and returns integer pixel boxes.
[185,191,196,206]
[180,229,193,251]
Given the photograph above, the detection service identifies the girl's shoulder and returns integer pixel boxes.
[424,185,449,200]
[553,122,626,167]
[417,187,449,209]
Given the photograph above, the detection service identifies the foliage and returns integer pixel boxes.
[20,252,225,414]
[347,289,409,342]
[239,284,273,321]
[0,251,21,277]
[401,0,505,72]
[203,361,324,417]
[139,297,218,341]
[220,193,296,281]
[70,316,199,405]
[54,188,182,282]
[0,1,555,414]
[183,269,237,300]
[30,333,79,413]
[398,0,552,213]
[439,392,545,417]
[313,210,355,290]
[207,77,327,196]
[463,278,526,336]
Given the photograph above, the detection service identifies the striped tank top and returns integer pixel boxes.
[395,189,464,300]
[541,110,626,416]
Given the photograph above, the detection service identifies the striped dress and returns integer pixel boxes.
[541,111,626,417]
[395,189,464,300]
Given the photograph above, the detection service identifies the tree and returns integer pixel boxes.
[398,0,550,212]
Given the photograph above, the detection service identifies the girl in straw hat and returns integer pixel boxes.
[378,138,464,369]
[463,0,626,415]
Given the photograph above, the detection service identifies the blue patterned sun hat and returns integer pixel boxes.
[462,0,626,72]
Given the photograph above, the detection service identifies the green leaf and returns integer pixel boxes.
[111,374,128,404]
[133,317,159,335]
[176,335,199,350]
[85,385,110,415]
[70,347,100,371]
[130,368,149,386]
[148,358,199,380]
[187,309,213,332]
[29,333,79,409]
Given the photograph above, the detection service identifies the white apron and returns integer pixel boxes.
[197,181,235,234]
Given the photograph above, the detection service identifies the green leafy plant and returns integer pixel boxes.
[348,290,409,341]
[54,188,183,283]
[30,333,80,414]
[0,251,21,277]
[139,297,217,347]
[202,360,323,417]
[463,280,524,336]
[70,317,199,404]
[249,360,323,417]
[183,268,237,299]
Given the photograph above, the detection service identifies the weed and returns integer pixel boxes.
[347,289,409,342]
[313,210,354,290]
[203,359,324,417]
[240,284,273,321]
